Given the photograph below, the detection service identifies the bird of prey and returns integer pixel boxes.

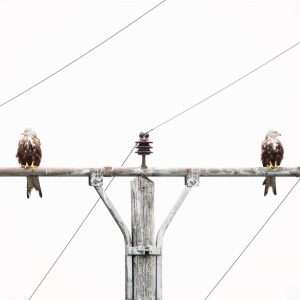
[16,129,42,198]
[261,130,284,196]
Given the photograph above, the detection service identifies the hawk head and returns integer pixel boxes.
[266,130,281,139]
[22,128,37,137]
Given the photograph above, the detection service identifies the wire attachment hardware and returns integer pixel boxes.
[185,168,200,187]
[89,170,103,187]
[136,132,152,168]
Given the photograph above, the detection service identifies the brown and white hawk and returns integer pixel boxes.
[261,130,284,196]
[16,129,42,198]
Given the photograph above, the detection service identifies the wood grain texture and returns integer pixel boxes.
[93,186,133,300]
[155,187,192,300]
[131,177,156,300]
[0,167,299,177]
[94,186,131,245]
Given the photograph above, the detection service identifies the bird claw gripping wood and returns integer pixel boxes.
[89,169,103,187]
[185,168,200,187]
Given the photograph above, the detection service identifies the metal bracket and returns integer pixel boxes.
[127,245,161,256]
[185,168,200,187]
[89,170,103,187]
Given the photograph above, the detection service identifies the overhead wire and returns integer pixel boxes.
[204,179,300,299]
[28,144,136,299]
[0,0,168,110]
[28,39,300,298]
[146,40,300,134]
[7,0,296,296]
[25,0,167,297]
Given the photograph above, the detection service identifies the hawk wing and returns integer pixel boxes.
[261,139,284,167]
[31,136,42,166]
[16,138,28,166]
[16,136,42,167]
[275,141,284,166]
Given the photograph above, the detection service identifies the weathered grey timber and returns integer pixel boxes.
[15,166,298,300]
[156,187,192,248]
[0,167,300,177]
[155,187,192,300]
[93,185,131,245]
[131,177,156,300]
[90,172,133,300]
[155,170,200,300]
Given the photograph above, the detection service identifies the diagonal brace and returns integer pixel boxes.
[156,169,200,300]
[89,171,133,300]
[157,169,200,248]
[89,171,131,245]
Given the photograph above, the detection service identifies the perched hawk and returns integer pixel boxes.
[261,130,284,196]
[16,129,42,198]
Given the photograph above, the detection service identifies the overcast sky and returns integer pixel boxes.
[0,0,300,299]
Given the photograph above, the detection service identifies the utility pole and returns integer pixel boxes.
[2,135,300,299]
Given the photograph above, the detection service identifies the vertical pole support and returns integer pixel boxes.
[131,176,156,300]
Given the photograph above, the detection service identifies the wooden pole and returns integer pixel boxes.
[131,176,156,300]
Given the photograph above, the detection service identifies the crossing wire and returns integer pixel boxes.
[27,144,136,299]
[204,179,300,299]
[146,40,300,134]
[0,0,168,110]
[28,40,300,298]
[26,0,167,297]
[0,0,295,294]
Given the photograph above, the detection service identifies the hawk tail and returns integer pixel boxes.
[263,176,277,196]
[271,177,277,195]
[27,176,42,198]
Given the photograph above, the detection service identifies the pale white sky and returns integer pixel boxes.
[0,0,300,299]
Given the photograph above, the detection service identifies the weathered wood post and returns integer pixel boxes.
[131,176,156,300]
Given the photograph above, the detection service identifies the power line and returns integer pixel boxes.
[104,144,136,191]
[27,39,300,298]
[28,144,136,299]
[29,39,300,298]
[28,197,100,300]
[0,0,168,110]
[146,41,300,134]
[27,0,167,295]
[25,23,299,300]
[204,179,300,300]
